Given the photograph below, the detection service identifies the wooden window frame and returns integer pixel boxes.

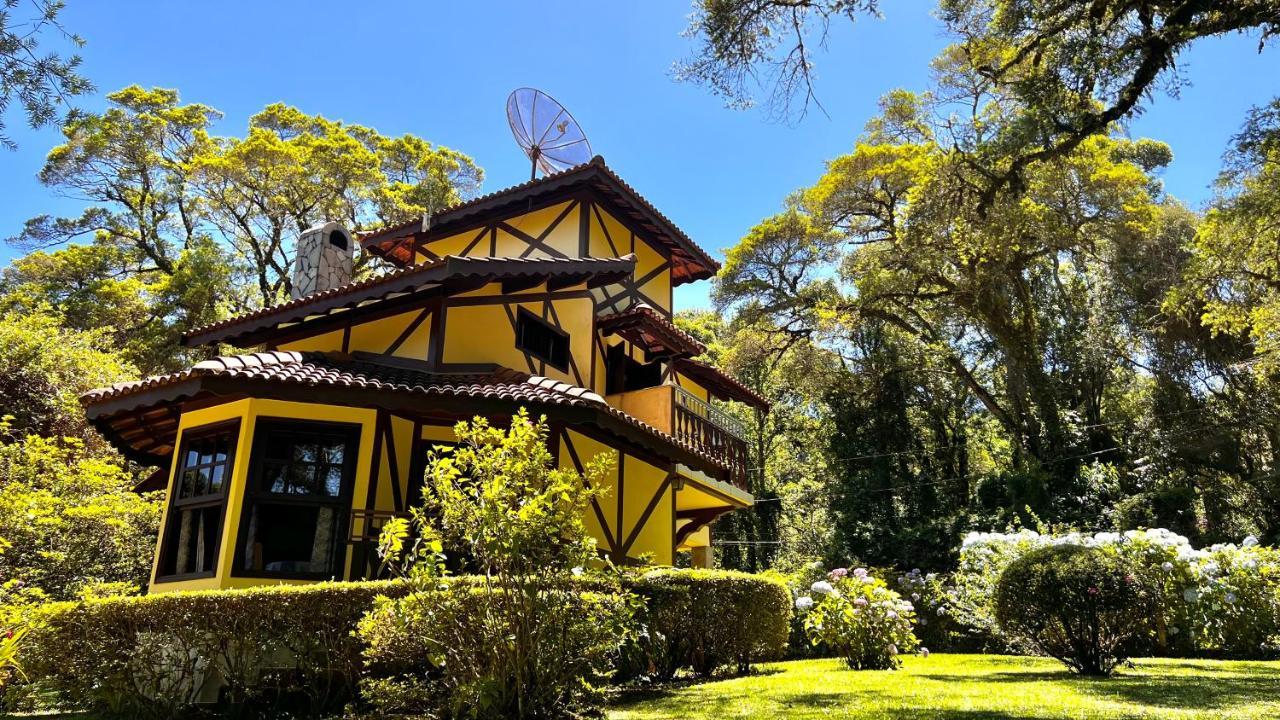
[515,306,570,372]
[232,418,361,581]
[154,419,240,583]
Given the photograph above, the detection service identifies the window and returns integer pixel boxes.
[236,420,360,579]
[156,421,239,580]
[515,308,570,371]
[605,342,663,394]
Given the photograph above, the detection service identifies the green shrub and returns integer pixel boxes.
[618,569,791,679]
[359,584,634,718]
[1189,543,1280,658]
[798,568,919,670]
[995,545,1149,676]
[22,580,407,718]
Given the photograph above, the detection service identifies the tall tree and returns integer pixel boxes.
[6,86,484,369]
[679,0,1279,207]
[0,0,92,149]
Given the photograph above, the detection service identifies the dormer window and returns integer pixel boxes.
[515,308,569,371]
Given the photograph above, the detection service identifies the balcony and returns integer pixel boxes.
[607,384,750,490]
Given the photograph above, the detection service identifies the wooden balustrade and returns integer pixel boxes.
[673,395,750,491]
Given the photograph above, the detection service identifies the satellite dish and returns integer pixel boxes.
[506,88,593,180]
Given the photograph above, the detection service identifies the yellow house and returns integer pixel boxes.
[82,157,767,593]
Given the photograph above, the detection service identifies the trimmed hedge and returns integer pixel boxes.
[21,569,792,716]
[23,580,409,719]
[619,568,791,679]
[359,584,635,718]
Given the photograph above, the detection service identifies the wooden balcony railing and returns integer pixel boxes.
[608,384,751,491]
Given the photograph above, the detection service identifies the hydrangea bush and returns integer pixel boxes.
[954,528,1280,658]
[795,568,920,670]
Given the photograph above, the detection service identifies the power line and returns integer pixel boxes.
[743,406,1218,474]
[748,417,1244,499]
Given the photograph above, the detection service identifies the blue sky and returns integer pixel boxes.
[2,1,1277,309]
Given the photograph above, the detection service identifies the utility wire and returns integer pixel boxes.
[743,405,1222,474]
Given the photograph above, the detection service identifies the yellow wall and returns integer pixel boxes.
[409,199,675,316]
[560,429,674,565]
[442,293,596,388]
[278,308,433,361]
[150,399,377,593]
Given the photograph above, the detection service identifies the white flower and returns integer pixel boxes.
[571,566,584,577]
[1183,588,1199,603]
[920,647,930,658]
[1225,592,1237,604]
[1243,535,1260,548]
[937,607,947,616]
[887,610,898,619]
[795,596,815,611]
[1170,626,1180,635]
[1162,562,1174,572]
[912,593,921,601]
[811,580,836,596]
[887,643,898,656]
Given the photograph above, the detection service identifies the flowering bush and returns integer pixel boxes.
[954,528,1280,658]
[888,568,968,651]
[995,545,1149,675]
[796,568,919,670]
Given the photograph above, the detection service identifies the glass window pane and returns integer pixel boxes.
[197,441,214,466]
[180,469,197,497]
[322,466,342,497]
[294,443,318,463]
[322,442,345,465]
[185,447,200,470]
[214,437,229,464]
[241,503,339,576]
[193,468,210,496]
[288,463,316,494]
[210,464,225,493]
[262,462,286,493]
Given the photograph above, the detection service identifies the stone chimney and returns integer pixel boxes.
[291,221,353,300]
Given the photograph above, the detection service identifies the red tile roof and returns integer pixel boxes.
[673,357,771,411]
[359,156,720,286]
[83,351,735,477]
[597,303,706,358]
[183,254,635,348]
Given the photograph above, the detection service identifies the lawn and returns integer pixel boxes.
[606,654,1280,720]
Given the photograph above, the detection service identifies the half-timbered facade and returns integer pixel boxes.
[82,157,767,592]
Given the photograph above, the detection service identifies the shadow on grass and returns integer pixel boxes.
[609,667,785,707]
[924,665,1280,712]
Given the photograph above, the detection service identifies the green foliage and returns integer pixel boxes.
[360,584,633,719]
[0,420,160,601]
[0,312,134,441]
[6,86,483,371]
[798,569,919,670]
[362,410,631,719]
[0,0,93,149]
[618,568,791,679]
[21,580,407,718]
[995,545,1148,676]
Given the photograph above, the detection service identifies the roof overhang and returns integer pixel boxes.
[673,358,770,411]
[84,353,736,485]
[183,255,635,348]
[359,157,719,286]
[597,304,706,359]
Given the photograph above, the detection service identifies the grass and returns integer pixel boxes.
[606,654,1280,720]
